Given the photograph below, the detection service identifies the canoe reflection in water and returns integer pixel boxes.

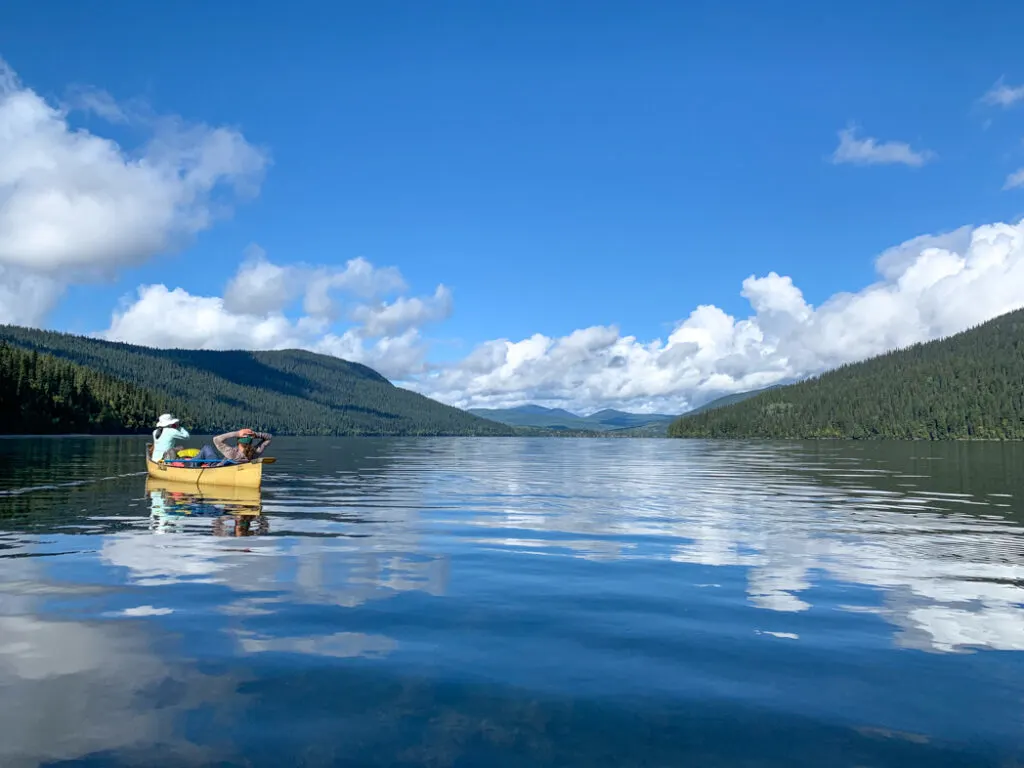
[144,478,269,537]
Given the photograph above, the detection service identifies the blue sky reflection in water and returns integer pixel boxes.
[0,437,1022,767]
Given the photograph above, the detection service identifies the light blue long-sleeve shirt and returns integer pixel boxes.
[151,426,189,462]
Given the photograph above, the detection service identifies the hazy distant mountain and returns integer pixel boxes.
[468,404,676,434]
[583,408,678,430]
[513,404,581,419]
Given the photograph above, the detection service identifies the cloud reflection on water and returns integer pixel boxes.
[99,439,1024,655]
[0,437,1022,766]
[0,559,238,768]
[382,439,1024,655]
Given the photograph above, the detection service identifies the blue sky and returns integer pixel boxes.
[3,1,1024,412]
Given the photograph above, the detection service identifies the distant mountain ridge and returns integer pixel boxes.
[0,325,512,437]
[468,394,771,435]
[468,404,677,433]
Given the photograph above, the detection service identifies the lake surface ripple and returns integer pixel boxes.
[0,436,1022,767]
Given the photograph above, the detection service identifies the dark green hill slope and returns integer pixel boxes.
[0,342,167,434]
[668,309,1024,440]
[0,326,512,436]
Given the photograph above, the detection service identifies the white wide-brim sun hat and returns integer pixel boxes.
[155,413,179,428]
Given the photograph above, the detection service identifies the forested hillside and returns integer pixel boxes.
[0,326,512,436]
[0,342,172,434]
[668,309,1024,440]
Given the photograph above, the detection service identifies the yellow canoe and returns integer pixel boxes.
[145,445,268,489]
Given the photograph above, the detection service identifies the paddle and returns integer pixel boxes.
[258,457,277,464]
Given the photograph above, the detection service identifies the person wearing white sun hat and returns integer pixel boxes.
[151,413,190,463]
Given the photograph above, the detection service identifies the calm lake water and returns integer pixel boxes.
[0,436,1022,767]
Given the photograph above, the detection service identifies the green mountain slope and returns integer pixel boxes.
[0,342,167,434]
[468,404,675,433]
[0,326,512,436]
[668,309,1024,440]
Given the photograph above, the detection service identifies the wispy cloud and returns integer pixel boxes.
[1004,168,1024,190]
[63,85,131,123]
[981,77,1024,108]
[831,126,934,167]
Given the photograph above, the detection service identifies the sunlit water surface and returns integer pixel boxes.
[0,436,1022,767]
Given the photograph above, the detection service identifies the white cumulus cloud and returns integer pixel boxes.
[221,248,408,321]
[831,125,934,167]
[303,257,407,318]
[0,264,66,326]
[0,55,267,324]
[104,284,305,351]
[222,244,302,314]
[350,284,453,337]
[410,219,1024,414]
[101,249,450,380]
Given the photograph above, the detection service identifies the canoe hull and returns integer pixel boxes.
[145,455,264,489]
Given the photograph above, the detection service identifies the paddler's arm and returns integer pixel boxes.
[212,430,240,457]
[254,432,273,455]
